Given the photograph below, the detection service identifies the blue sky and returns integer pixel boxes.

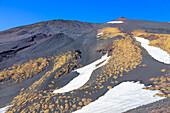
[0,0,170,31]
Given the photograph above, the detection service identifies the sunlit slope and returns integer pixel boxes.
[0,18,169,113]
[5,35,144,113]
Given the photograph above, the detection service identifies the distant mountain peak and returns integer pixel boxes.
[115,17,127,21]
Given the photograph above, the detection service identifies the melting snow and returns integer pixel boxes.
[74,81,165,113]
[0,105,11,113]
[97,32,104,35]
[135,37,170,64]
[96,32,103,38]
[96,36,100,38]
[107,21,124,23]
[53,53,111,93]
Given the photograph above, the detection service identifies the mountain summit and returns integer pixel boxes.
[115,17,127,20]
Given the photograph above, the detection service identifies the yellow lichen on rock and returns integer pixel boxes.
[101,36,142,77]
[144,68,170,97]
[6,51,82,113]
[107,86,112,89]
[0,57,49,84]
[132,30,170,54]
[161,69,166,72]
[97,27,126,40]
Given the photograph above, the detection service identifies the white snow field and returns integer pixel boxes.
[0,105,11,113]
[107,21,124,23]
[96,31,103,38]
[135,37,170,64]
[53,53,111,93]
[74,81,165,113]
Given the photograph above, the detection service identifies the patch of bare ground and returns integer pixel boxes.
[125,98,170,113]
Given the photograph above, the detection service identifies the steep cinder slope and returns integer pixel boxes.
[0,20,96,43]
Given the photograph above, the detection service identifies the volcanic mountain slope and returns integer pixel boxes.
[0,18,169,113]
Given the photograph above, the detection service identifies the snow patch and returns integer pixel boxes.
[135,37,170,64]
[97,32,103,35]
[53,53,111,93]
[96,32,104,38]
[96,36,100,38]
[0,105,11,113]
[74,81,165,113]
[107,21,124,24]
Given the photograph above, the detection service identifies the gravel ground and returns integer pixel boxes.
[125,98,170,113]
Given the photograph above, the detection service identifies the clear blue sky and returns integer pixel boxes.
[0,0,170,31]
